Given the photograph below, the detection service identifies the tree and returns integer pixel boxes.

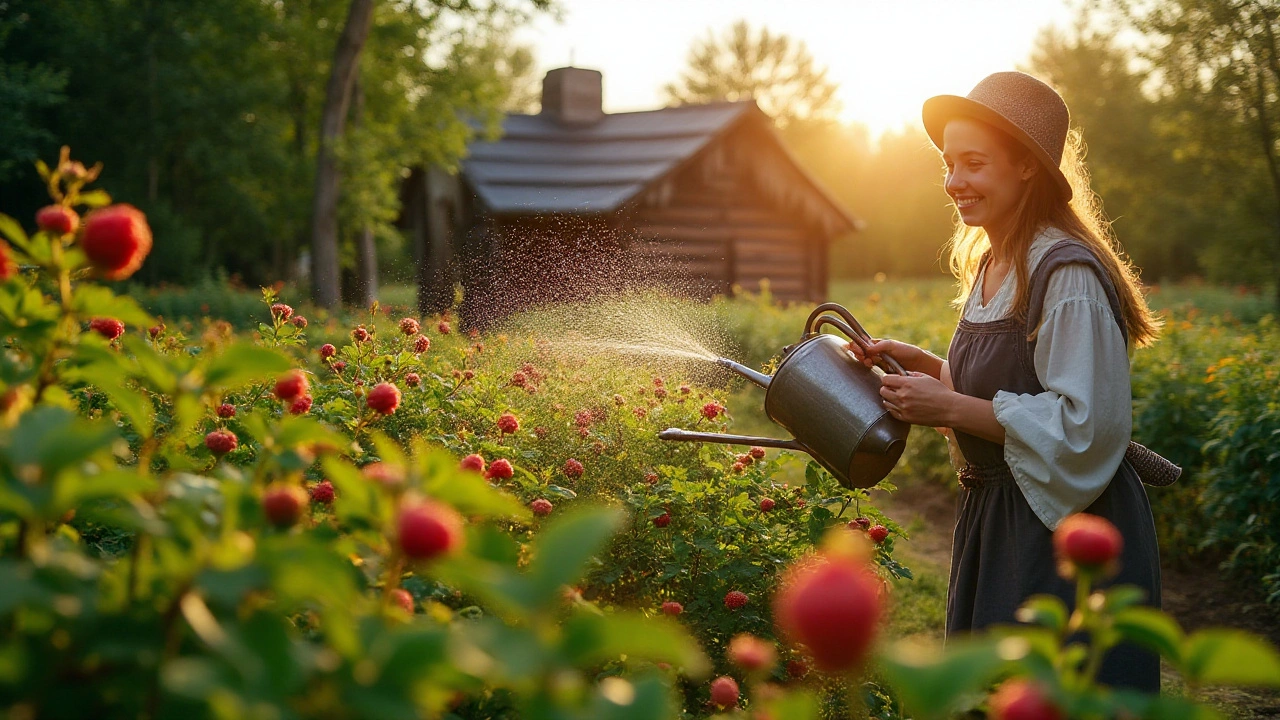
[663,20,840,128]
[1109,0,1280,303]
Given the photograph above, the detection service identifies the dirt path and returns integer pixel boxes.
[873,481,1280,719]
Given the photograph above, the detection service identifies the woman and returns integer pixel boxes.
[852,72,1162,691]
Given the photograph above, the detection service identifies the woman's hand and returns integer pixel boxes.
[849,339,942,379]
[879,371,956,427]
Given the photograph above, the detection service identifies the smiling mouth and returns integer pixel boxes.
[954,197,981,209]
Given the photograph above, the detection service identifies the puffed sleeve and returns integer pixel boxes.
[990,264,1131,530]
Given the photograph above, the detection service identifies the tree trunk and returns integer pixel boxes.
[309,0,375,309]
[356,225,378,307]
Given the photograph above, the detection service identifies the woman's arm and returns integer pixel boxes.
[879,371,1005,443]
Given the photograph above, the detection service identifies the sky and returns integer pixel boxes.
[516,0,1079,138]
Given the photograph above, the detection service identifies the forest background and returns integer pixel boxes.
[3,0,1279,307]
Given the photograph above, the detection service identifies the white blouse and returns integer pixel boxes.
[957,227,1131,531]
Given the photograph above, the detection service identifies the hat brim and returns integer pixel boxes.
[922,94,1073,202]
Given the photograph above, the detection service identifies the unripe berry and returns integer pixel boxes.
[390,587,415,614]
[274,370,308,402]
[709,676,739,708]
[310,480,335,504]
[727,634,776,673]
[89,317,125,341]
[36,205,79,235]
[486,458,514,480]
[661,601,683,616]
[988,679,1063,720]
[367,383,401,414]
[459,454,486,473]
[563,458,584,478]
[397,500,464,560]
[1054,513,1123,577]
[262,485,306,528]
[724,590,748,609]
[531,498,553,516]
[216,403,236,418]
[774,555,883,673]
[205,429,238,456]
[81,204,152,280]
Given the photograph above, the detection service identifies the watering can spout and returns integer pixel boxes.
[716,357,772,389]
[658,428,807,452]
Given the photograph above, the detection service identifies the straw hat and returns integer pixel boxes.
[922,71,1072,201]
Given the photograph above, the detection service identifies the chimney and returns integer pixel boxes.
[540,67,604,125]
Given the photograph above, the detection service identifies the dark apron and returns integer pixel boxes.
[945,239,1162,692]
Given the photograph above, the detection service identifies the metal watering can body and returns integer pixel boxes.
[659,303,910,489]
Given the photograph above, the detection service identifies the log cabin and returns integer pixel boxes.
[398,66,861,324]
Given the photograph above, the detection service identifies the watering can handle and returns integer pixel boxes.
[804,303,907,376]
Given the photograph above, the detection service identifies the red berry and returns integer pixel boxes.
[654,387,667,399]
[661,601,683,616]
[653,512,671,528]
[774,555,883,673]
[463,370,474,380]
[292,315,307,328]
[270,303,293,321]
[633,407,647,419]
[497,412,519,435]
[310,480,335,504]
[486,458,514,480]
[868,525,889,544]
[727,634,777,672]
[853,517,872,530]
[405,372,421,388]
[274,370,308,402]
[1054,513,1123,575]
[680,384,691,394]
[749,446,766,459]
[81,205,151,280]
[787,658,810,679]
[574,409,593,427]
[362,462,404,486]
[459,454,486,473]
[399,317,420,336]
[390,587,414,614]
[413,335,430,354]
[216,403,236,418]
[289,395,313,415]
[709,676,739,708]
[653,376,664,388]
[89,317,125,341]
[563,458,584,478]
[510,371,527,387]
[397,500,464,560]
[352,326,370,342]
[36,205,79,235]
[262,485,306,528]
[332,361,346,373]
[988,679,1063,720]
[0,242,18,280]
[367,383,401,414]
[204,429,238,456]
[724,590,748,609]
[148,323,165,338]
[437,320,451,335]
[760,497,776,512]
[731,461,746,474]
[319,343,336,359]
[531,498,553,516]
[644,472,659,484]
[701,401,723,421]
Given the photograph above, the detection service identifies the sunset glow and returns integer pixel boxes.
[518,0,1076,138]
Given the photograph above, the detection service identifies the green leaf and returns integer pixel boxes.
[419,450,527,521]
[77,189,112,208]
[7,407,118,486]
[584,673,681,720]
[878,638,1010,720]
[71,285,154,327]
[525,507,624,610]
[54,469,158,512]
[70,363,155,438]
[202,343,293,390]
[0,214,30,251]
[1112,607,1185,665]
[1183,630,1280,687]
[1015,594,1069,632]
[561,611,709,676]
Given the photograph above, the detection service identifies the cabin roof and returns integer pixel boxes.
[461,101,859,235]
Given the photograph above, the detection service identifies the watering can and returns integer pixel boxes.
[658,303,910,489]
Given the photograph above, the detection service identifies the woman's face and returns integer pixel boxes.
[941,118,1037,237]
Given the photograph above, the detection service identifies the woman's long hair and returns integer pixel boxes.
[944,126,1160,347]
